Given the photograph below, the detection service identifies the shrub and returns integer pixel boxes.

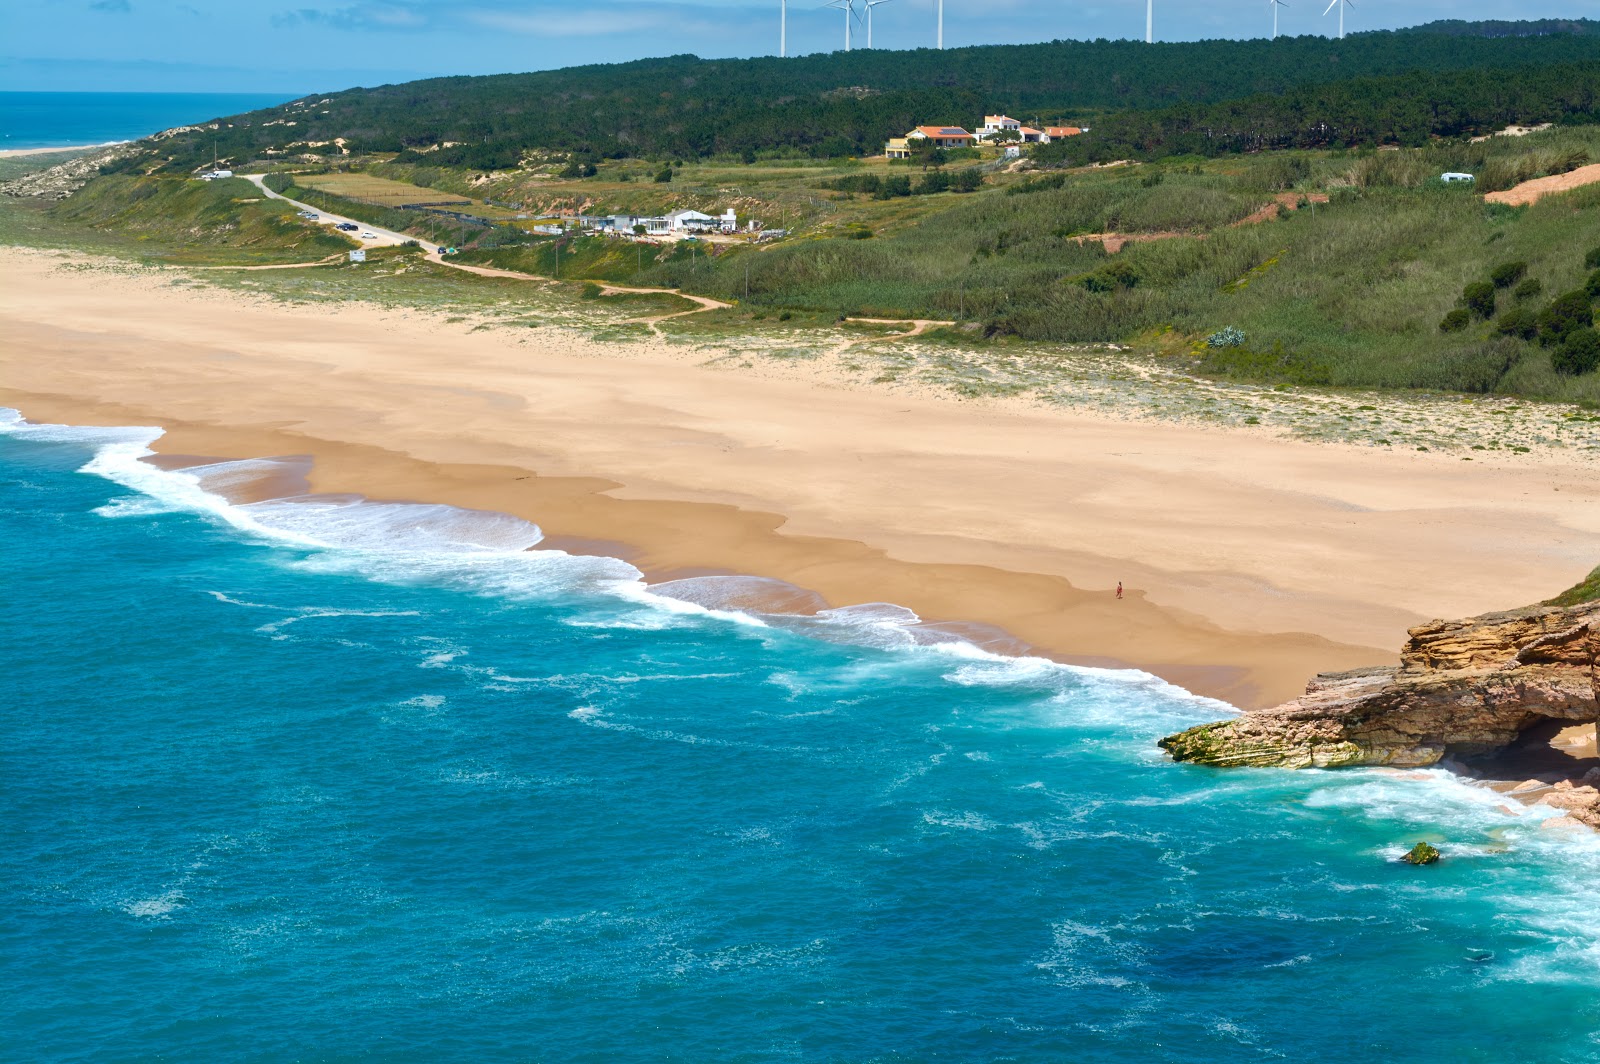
[1537,290,1594,345]
[1460,281,1497,319]
[1553,329,1600,375]
[1439,308,1471,333]
[1588,270,1600,299]
[1206,326,1246,348]
[1587,246,1600,270]
[1489,261,1527,288]
[1078,259,1141,292]
[1513,277,1543,302]
[654,167,673,183]
[1494,307,1538,340]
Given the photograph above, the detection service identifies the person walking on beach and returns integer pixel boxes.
[1116,582,1123,600]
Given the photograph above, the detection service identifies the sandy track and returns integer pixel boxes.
[1485,163,1600,207]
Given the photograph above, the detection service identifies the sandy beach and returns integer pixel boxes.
[0,142,127,158]
[4,248,1598,708]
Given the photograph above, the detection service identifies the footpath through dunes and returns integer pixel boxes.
[6,251,1600,710]
[1485,162,1600,206]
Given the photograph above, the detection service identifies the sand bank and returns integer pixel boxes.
[0,142,128,159]
[4,250,1598,708]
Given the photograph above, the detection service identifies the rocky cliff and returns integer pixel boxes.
[1160,598,1600,826]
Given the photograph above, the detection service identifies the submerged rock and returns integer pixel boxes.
[1402,841,1441,865]
[1160,600,1600,826]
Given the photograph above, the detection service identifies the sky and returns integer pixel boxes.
[2,0,1598,94]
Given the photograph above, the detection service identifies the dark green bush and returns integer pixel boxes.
[1553,329,1600,375]
[1078,259,1141,292]
[1489,261,1527,288]
[1460,280,1497,319]
[1586,246,1600,270]
[654,167,673,183]
[1587,269,1600,298]
[1494,307,1538,340]
[1439,308,1471,332]
[1513,277,1543,302]
[1538,290,1594,345]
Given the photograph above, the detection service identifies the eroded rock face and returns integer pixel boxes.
[1160,601,1600,786]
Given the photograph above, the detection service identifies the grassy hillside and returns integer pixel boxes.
[111,21,1600,172]
[1548,565,1600,606]
[46,175,354,264]
[241,126,1600,403]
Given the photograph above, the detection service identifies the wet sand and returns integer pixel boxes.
[5,250,1599,709]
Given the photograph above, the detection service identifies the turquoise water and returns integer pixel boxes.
[0,92,296,150]
[4,408,1599,1062]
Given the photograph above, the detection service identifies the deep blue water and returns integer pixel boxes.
[3,409,1599,1063]
[0,92,296,150]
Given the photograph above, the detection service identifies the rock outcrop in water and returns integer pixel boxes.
[1160,599,1600,827]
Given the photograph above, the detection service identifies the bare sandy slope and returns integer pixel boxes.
[4,250,1598,709]
[1485,162,1600,206]
[0,143,127,158]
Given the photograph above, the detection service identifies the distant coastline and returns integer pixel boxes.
[0,90,298,151]
[0,142,126,158]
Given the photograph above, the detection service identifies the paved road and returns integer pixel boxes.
[245,174,440,253]
[238,174,738,315]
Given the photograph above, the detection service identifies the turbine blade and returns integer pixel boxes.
[1322,0,1337,14]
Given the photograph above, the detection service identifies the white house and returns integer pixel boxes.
[978,115,1021,140]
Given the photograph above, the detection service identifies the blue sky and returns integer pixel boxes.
[3,0,1598,94]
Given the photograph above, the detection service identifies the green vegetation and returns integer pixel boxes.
[14,23,1600,409]
[106,21,1600,172]
[1078,62,1600,165]
[44,174,352,264]
[1547,564,1600,606]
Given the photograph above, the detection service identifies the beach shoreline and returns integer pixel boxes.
[0,141,128,158]
[5,249,1599,709]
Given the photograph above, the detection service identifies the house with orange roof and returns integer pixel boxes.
[905,125,976,148]
[1044,126,1086,141]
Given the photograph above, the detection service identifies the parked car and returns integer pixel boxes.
[335,222,359,232]
[360,231,376,239]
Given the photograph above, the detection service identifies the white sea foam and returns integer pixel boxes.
[6,405,1205,715]
[123,889,187,919]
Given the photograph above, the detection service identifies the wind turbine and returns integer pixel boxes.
[1145,0,1153,43]
[1269,0,1286,39]
[780,0,786,56]
[827,0,860,51]
[937,0,943,49]
[1323,0,1352,40]
[864,0,890,48]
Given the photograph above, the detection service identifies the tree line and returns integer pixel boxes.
[114,21,1600,173]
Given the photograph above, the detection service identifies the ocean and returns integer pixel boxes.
[0,92,298,151]
[3,407,1598,1062]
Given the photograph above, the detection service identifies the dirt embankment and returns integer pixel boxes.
[1485,163,1600,207]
